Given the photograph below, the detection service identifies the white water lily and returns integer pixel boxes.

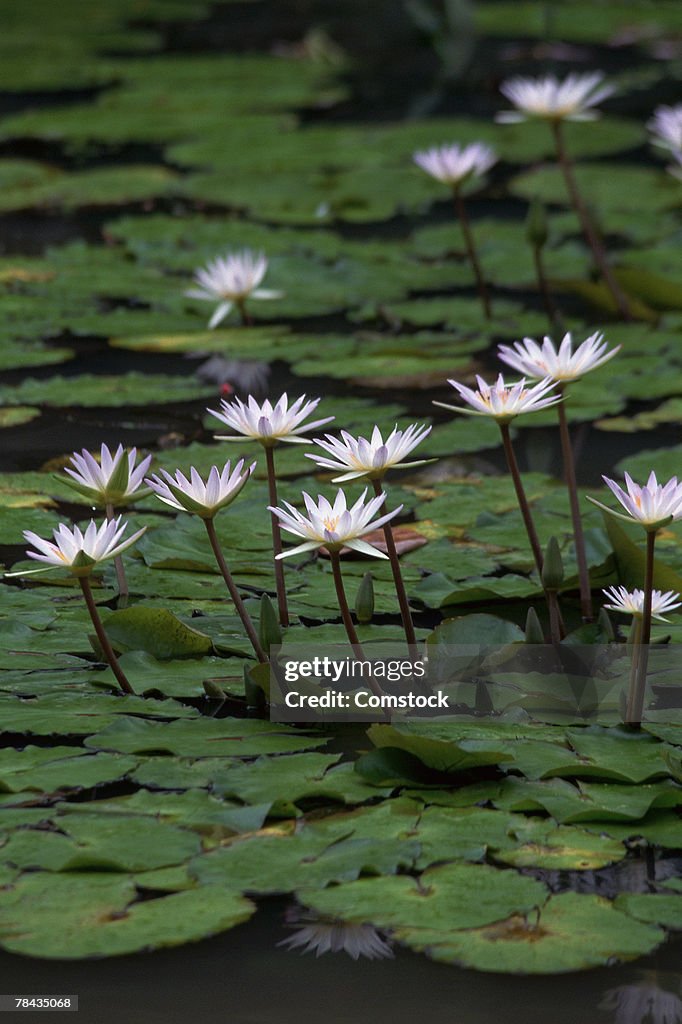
[589,471,682,532]
[306,423,432,482]
[602,585,681,622]
[186,249,283,328]
[210,393,333,446]
[145,459,255,518]
[436,373,560,424]
[270,489,402,559]
[497,71,613,123]
[63,444,152,505]
[498,331,620,383]
[279,921,393,960]
[413,141,496,188]
[20,518,146,577]
[648,104,682,153]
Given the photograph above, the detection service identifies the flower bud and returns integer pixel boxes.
[541,536,564,591]
[258,593,282,652]
[525,607,545,644]
[597,607,615,641]
[203,679,226,700]
[355,572,375,624]
[526,197,548,249]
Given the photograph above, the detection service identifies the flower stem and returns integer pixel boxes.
[264,445,290,628]
[556,392,593,621]
[105,501,129,607]
[453,188,491,319]
[626,615,642,720]
[547,590,562,644]
[329,550,385,701]
[370,478,417,652]
[627,530,656,725]
[498,423,544,575]
[78,576,135,695]
[532,243,559,327]
[551,121,631,320]
[328,549,365,658]
[235,299,253,327]
[204,518,268,663]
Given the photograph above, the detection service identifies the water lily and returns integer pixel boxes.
[589,471,682,531]
[272,489,401,674]
[413,141,496,188]
[497,72,629,318]
[648,104,682,153]
[145,459,255,519]
[186,249,283,327]
[210,393,333,446]
[63,444,152,505]
[436,374,560,580]
[437,373,560,423]
[147,460,264,661]
[307,423,431,650]
[498,331,620,383]
[498,331,617,623]
[22,517,146,577]
[413,141,495,318]
[270,489,402,559]
[497,71,613,123]
[307,423,432,482]
[602,586,681,622]
[279,919,393,960]
[16,518,146,697]
[210,393,333,627]
[590,471,682,724]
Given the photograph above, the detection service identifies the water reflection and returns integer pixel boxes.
[279,908,394,960]
[601,971,682,1024]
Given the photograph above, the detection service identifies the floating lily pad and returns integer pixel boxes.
[0,872,254,958]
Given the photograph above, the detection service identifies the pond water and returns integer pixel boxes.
[2,899,681,1024]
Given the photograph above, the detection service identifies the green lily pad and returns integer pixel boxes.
[102,606,214,660]
[83,715,327,757]
[0,873,254,958]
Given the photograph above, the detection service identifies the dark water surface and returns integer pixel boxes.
[2,899,681,1024]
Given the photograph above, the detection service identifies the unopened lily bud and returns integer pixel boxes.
[526,197,548,249]
[355,572,375,624]
[259,593,282,651]
[525,607,545,644]
[203,679,226,700]
[597,607,615,641]
[541,536,564,591]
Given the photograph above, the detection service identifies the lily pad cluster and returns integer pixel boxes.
[1,0,682,975]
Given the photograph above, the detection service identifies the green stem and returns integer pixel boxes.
[79,576,134,695]
[626,615,643,721]
[235,299,253,326]
[556,393,593,621]
[204,518,268,664]
[532,243,559,327]
[627,530,656,725]
[547,590,563,644]
[453,188,491,319]
[329,550,385,700]
[499,422,544,575]
[551,121,631,321]
[105,501,129,607]
[264,445,290,628]
[370,478,417,651]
